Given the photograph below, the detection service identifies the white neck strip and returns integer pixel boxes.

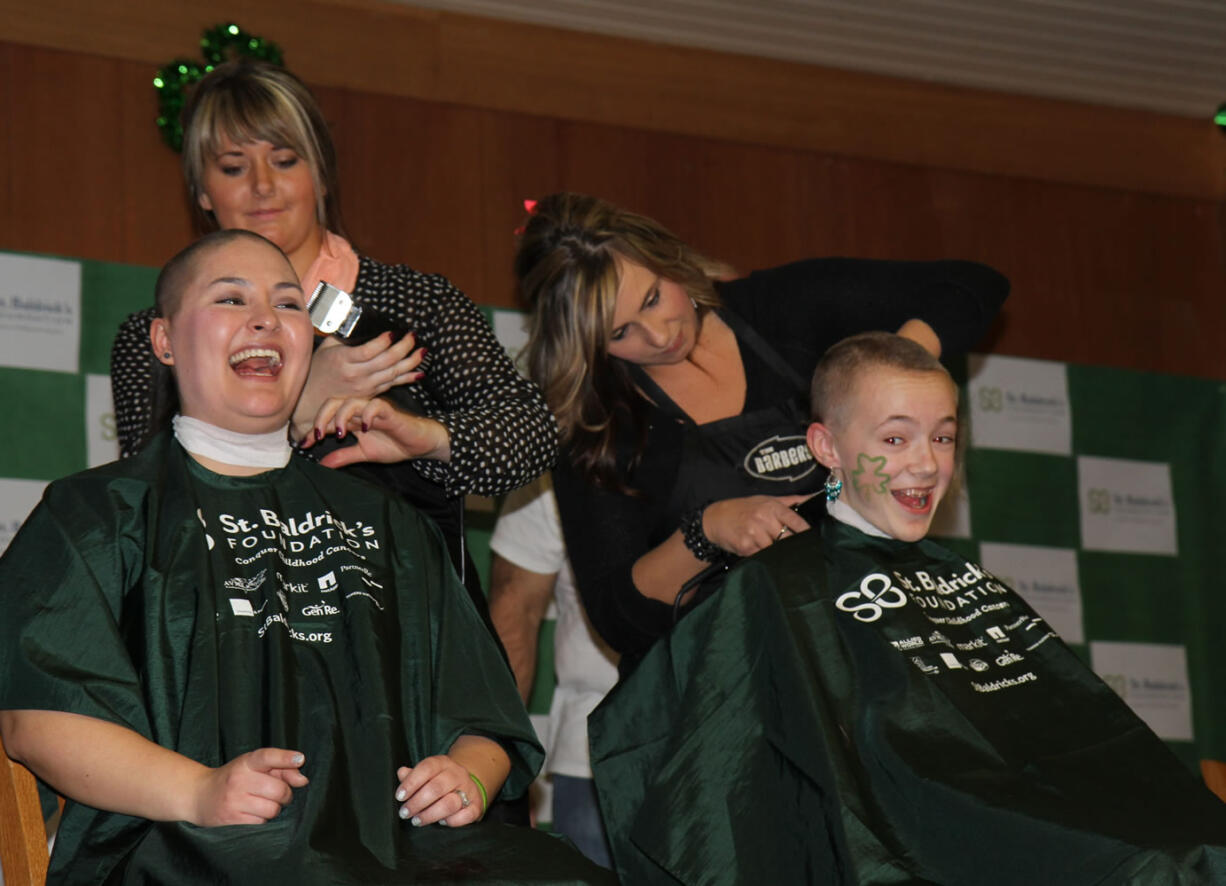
[827,498,892,539]
[173,415,292,469]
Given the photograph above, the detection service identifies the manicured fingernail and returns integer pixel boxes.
[418,348,427,359]
[410,815,422,827]
[395,787,406,802]
[292,753,304,765]
[314,428,322,442]
[439,819,448,827]
[398,806,409,820]
[361,421,369,433]
[336,426,344,439]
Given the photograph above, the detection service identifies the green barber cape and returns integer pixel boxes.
[0,435,612,885]
[589,517,1226,885]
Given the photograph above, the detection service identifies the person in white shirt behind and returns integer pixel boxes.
[488,475,619,868]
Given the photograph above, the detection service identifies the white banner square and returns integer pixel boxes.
[0,477,49,554]
[0,252,82,373]
[927,483,971,539]
[1078,456,1177,555]
[978,542,1083,643]
[1090,641,1193,741]
[86,374,119,467]
[491,308,530,366]
[967,354,1071,455]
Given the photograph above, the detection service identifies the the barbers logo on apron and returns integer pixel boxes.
[743,434,816,482]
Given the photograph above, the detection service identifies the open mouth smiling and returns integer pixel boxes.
[891,487,933,514]
[229,348,283,377]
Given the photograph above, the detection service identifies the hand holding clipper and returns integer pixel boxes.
[309,282,409,346]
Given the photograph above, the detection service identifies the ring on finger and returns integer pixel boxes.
[775,526,791,541]
[455,788,471,808]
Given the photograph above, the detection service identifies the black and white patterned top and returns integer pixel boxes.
[110,255,558,498]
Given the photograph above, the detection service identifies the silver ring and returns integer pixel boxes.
[776,526,791,541]
[455,788,471,808]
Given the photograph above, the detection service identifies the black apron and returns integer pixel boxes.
[631,309,827,617]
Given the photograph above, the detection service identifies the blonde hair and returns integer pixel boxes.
[810,331,965,483]
[181,60,342,235]
[515,193,730,490]
[810,332,955,426]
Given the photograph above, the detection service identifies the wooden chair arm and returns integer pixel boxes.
[0,731,50,885]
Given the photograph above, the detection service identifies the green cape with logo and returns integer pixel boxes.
[0,435,611,885]
[590,518,1226,885]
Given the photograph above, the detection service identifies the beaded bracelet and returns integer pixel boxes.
[680,502,722,562]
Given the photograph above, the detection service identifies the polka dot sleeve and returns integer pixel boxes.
[352,257,558,497]
[110,307,158,459]
[107,257,557,498]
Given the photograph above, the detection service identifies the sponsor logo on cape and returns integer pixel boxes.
[835,573,908,623]
[743,434,816,482]
[224,568,267,593]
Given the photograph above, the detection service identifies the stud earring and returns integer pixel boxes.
[823,469,843,503]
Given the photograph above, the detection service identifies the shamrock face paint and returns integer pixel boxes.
[807,366,958,542]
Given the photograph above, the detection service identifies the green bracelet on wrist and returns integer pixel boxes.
[468,771,488,814]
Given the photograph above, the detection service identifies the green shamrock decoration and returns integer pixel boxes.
[153,23,284,152]
[851,453,891,495]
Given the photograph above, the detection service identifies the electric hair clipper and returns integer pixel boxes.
[308,281,408,346]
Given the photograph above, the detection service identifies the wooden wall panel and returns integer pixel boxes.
[117,56,195,265]
[321,88,488,297]
[474,111,567,307]
[4,44,126,260]
[0,44,14,251]
[2,0,1222,200]
[0,38,1223,379]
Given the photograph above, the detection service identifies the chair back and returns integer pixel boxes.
[0,732,49,885]
[1203,759,1226,805]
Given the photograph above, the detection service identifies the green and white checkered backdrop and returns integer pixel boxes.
[3,249,1224,788]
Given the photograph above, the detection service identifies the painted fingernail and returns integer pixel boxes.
[418,348,427,359]
[395,787,406,802]
[336,426,344,439]
[410,815,422,827]
[361,421,369,433]
[439,819,448,827]
[314,428,322,442]
[292,753,304,765]
[398,806,409,820]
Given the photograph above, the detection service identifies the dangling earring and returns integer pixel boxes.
[823,469,843,503]
[689,296,698,310]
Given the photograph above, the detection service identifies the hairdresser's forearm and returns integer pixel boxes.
[631,532,708,605]
[896,318,942,357]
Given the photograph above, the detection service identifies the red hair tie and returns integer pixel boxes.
[513,198,539,236]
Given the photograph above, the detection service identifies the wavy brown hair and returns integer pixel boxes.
[515,193,730,491]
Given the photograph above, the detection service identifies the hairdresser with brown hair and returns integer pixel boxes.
[515,192,1007,669]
